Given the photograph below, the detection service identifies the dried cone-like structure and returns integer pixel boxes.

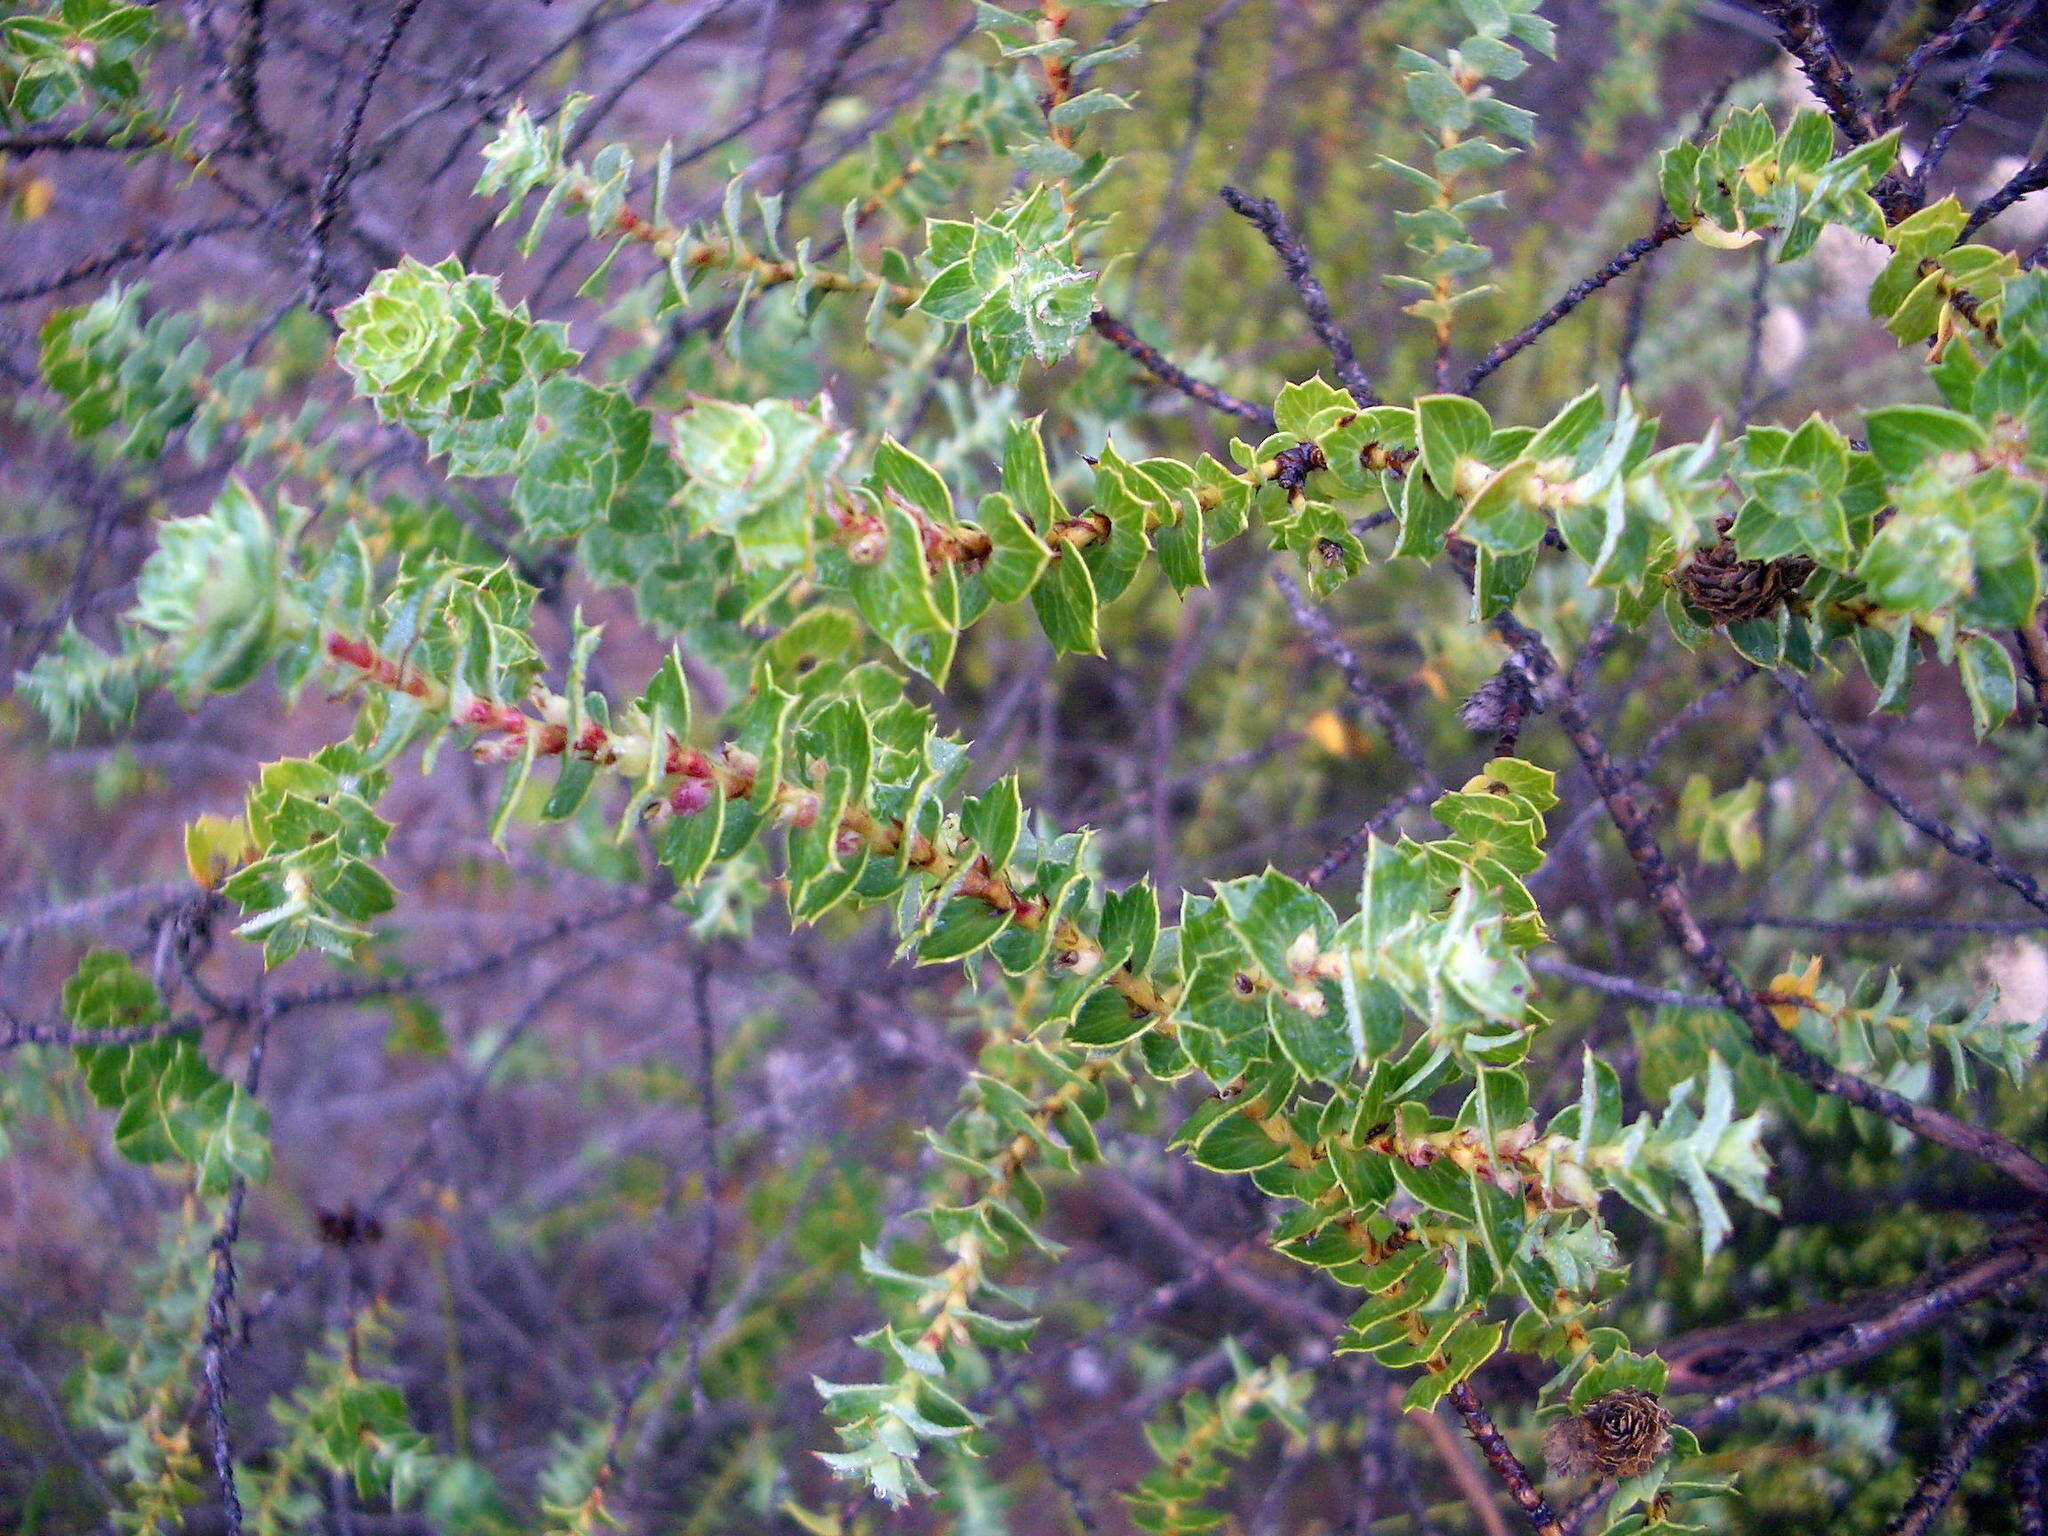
[1543,1388,1674,1481]
[1674,519,1815,625]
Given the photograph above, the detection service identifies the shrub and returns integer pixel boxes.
[5,2,2048,1533]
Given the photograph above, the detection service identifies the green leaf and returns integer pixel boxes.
[1415,395,1492,497]
[917,899,1011,962]
[1862,404,1987,478]
[1462,460,1548,555]
[976,491,1052,604]
[873,437,953,526]
[848,491,960,681]
[1029,548,1101,655]
[1959,632,2017,738]
[960,776,1023,870]
[190,1082,272,1194]
[1191,1110,1287,1172]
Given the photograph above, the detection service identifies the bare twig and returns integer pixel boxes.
[1410,1390,1515,1536]
[1694,1228,2048,1428]
[1567,1231,2048,1534]
[768,0,894,194]
[1461,219,1684,394]
[2018,1436,2048,1536]
[1090,309,1277,431]
[1966,155,2048,239]
[1015,1390,1108,1536]
[0,880,195,950]
[226,0,278,153]
[261,888,666,1016]
[1888,1333,2048,1536]
[1529,954,1715,1012]
[1304,780,1439,890]
[1735,241,1772,428]
[2015,611,2048,725]
[200,997,274,1536]
[1881,0,2019,126]
[1912,1,2040,200]
[0,1324,118,1515]
[1502,618,2048,1200]
[1446,1380,1562,1536]
[595,951,723,1511]
[562,0,744,158]
[1274,571,1438,785]
[1777,673,2048,919]
[0,216,265,306]
[1712,913,2048,935]
[306,0,429,306]
[1219,184,1379,405]
[1752,1,1877,145]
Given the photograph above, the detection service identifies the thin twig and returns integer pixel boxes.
[262,888,666,1016]
[1304,781,1439,890]
[1412,1388,1515,1536]
[1014,1391,1107,1535]
[1616,211,1664,392]
[1567,1231,2048,1534]
[1712,913,2048,935]
[563,0,743,158]
[0,217,265,306]
[235,949,625,1345]
[1735,241,1771,429]
[1752,1,1877,145]
[1090,309,1277,431]
[200,996,274,1536]
[1529,954,1715,1012]
[0,880,195,950]
[0,128,142,153]
[1695,1228,2048,1429]
[226,0,278,153]
[1461,220,1684,394]
[1131,0,1252,285]
[2018,1436,2048,1536]
[1888,1333,2048,1536]
[1503,618,2048,1200]
[594,951,723,1511]
[1273,571,1438,784]
[1912,1,2040,201]
[1966,155,2048,239]
[1777,673,2048,919]
[1219,184,1379,405]
[0,1324,118,1515]
[1446,1380,1562,1536]
[306,0,429,306]
[768,0,893,194]
[1881,0,2018,126]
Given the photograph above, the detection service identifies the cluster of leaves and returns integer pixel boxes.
[1382,0,1554,346]
[68,1209,215,1533]
[477,97,916,335]
[39,287,259,460]
[1,0,152,126]
[63,950,270,1192]
[1652,956,2048,1143]
[914,183,1097,384]
[323,249,1227,675]
[26,443,1793,1519]
[249,1316,498,1536]
[1662,105,1900,257]
[336,258,672,543]
[1124,1344,1310,1536]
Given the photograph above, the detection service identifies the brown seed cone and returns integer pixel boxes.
[1542,1388,1674,1481]
[1674,521,1815,626]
